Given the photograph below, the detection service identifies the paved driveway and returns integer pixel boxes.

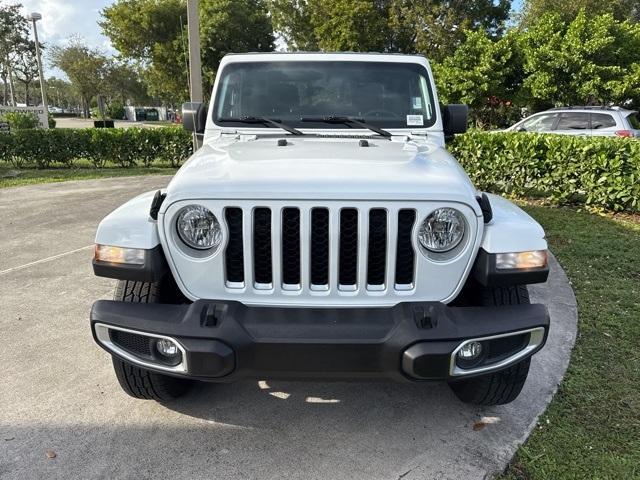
[0,177,578,480]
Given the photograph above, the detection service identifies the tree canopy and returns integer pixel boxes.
[100,0,274,103]
[520,0,640,26]
[268,0,512,60]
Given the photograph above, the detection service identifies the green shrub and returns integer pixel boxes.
[450,132,640,212]
[0,126,192,169]
[106,102,126,120]
[1,111,39,129]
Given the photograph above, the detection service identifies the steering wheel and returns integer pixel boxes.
[362,109,400,119]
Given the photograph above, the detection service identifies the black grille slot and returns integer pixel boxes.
[110,330,152,357]
[395,209,416,285]
[282,208,301,285]
[310,208,329,285]
[253,208,273,285]
[339,208,358,286]
[224,208,244,284]
[367,209,387,286]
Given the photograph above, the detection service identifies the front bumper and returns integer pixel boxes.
[90,300,549,382]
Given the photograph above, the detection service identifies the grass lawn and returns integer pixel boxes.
[0,163,177,189]
[500,205,640,479]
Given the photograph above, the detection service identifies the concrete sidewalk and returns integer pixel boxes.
[0,177,578,480]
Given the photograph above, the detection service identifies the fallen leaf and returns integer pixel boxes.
[45,449,56,459]
[473,416,501,431]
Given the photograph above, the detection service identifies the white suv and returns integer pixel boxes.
[90,53,550,406]
[507,106,640,138]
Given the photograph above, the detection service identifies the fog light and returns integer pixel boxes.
[156,338,179,357]
[154,338,183,366]
[458,341,483,360]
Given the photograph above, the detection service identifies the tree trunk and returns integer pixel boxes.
[6,56,16,106]
[2,77,7,106]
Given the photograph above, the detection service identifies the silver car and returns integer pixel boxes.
[506,106,640,138]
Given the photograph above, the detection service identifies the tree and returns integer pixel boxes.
[0,3,29,106]
[433,30,523,127]
[99,0,187,104]
[12,40,40,105]
[104,61,150,105]
[389,0,512,60]
[49,38,110,117]
[520,0,640,26]
[520,11,640,107]
[199,0,274,90]
[268,0,512,61]
[100,0,275,103]
[46,77,79,110]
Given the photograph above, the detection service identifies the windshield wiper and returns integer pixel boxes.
[218,116,303,135]
[301,116,392,138]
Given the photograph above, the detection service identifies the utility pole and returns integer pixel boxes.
[26,12,49,128]
[186,0,203,149]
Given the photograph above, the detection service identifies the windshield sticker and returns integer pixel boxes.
[412,97,422,110]
[406,114,424,126]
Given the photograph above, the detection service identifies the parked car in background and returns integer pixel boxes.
[506,106,640,138]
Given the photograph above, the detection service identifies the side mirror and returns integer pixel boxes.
[182,102,206,134]
[516,126,527,132]
[441,104,469,137]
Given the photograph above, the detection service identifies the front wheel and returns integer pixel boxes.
[448,358,531,406]
[110,279,191,401]
[112,357,190,401]
[448,285,532,405]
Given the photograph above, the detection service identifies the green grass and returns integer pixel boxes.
[500,205,640,479]
[0,162,177,188]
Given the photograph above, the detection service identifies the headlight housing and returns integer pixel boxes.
[176,205,222,251]
[418,208,466,253]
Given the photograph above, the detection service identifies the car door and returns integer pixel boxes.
[590,113,618,137]
[553,112,590,136]
[516,112,559,133]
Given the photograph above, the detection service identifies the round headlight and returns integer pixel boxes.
[418,208,465,253]
[176,205,222,250]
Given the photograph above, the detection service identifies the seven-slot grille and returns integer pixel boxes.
[223,206,416,293]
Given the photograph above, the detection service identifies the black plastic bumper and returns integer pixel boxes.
[90,300,549,382]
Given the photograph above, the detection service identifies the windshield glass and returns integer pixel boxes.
[213,60,436,129]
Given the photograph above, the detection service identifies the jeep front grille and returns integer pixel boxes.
[223,206,416,293]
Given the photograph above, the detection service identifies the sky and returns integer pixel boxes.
[14,0,115,76]
[12,0,525,77]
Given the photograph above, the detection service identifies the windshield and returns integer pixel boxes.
[213,61,437,130]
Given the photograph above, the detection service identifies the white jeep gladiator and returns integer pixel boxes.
[90,53,550,405]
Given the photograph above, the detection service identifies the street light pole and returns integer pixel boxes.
[186,0,203,104]
[186,0,202,149]
[27,12,49,128]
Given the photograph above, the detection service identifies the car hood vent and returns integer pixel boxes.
[315,133,378,139]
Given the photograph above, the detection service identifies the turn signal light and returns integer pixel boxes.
[94,244,145,265]
[615,130,634,138]
[495,250,548,270]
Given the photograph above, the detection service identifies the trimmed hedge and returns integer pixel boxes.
[1,128,638,212]
[0,127,192,169]
[451,132,640,212]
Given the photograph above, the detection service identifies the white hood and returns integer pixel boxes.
[163,135,481,215]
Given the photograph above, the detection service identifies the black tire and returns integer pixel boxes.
[112,356,189,401]
[110,279,191,401]
[448,285,532,406]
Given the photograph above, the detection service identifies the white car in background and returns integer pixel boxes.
[506,106,640,138]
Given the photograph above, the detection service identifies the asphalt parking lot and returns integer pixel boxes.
[0,177,578,480]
